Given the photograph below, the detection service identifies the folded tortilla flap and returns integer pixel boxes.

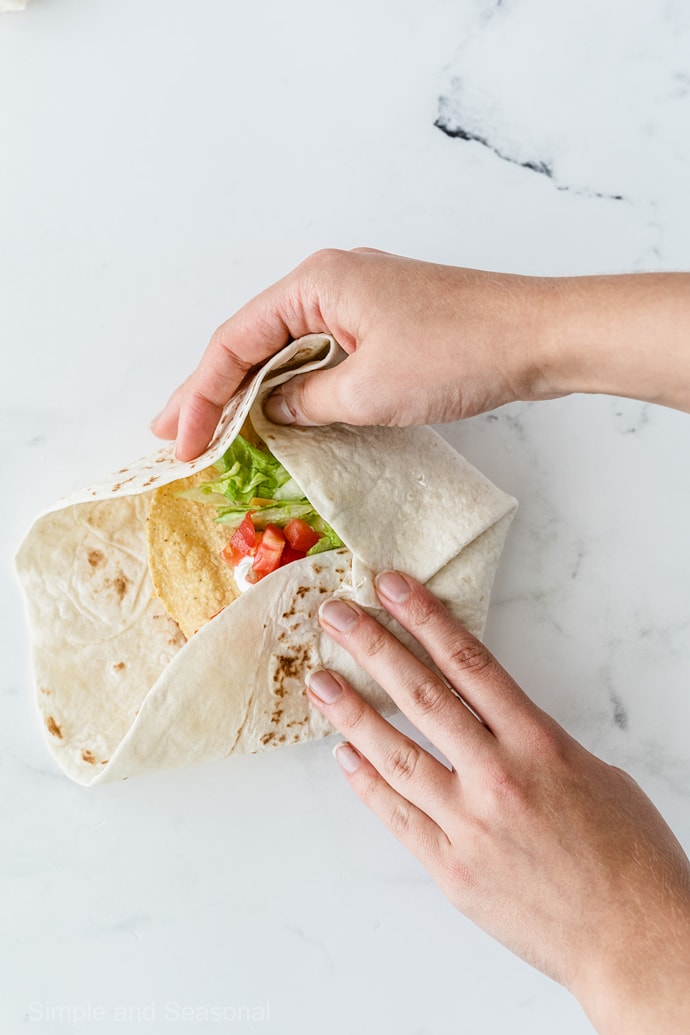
[31,335,340,518]
[88,549,352,786]
[252,413,518,593]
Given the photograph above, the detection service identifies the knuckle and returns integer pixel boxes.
[356,769,379,806]
[408,676,448,717]
[338,695,368,735]
[449,639,493,675]
[290,374,319,419]
[383,742,420,783]
[187,387,220,418]
[361,626,388,661]
[300,247,346,276]
[609,764,639,789]
[208,323,227,349]
[388,801,411,838]
[441,858,476,902]
[483,761,524,814]
[405,592,439,629]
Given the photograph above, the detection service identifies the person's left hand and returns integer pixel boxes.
[306,573,690,1035]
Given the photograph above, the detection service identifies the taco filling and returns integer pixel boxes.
[146,423,344,639]
[181,429,344,586]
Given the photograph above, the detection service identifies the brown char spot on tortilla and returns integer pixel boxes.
[46,716,63,738]
[105,571,130,604]
[261,731,276,746]
[275,653,299,679]
[113,661,126,672]
[271,708,284,725]
[82,750,96,764]
[273,646,313,701]
[87,549,104,568]
[39,686,52,695]
[112,575,129,600]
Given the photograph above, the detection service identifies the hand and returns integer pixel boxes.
[307,573,690,1035]
[153,249,690,461]
[152,248,561,460]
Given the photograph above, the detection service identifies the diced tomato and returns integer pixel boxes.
[250,523,286,581]
[222,515,317,580]
[231,513,257,555]
[220,513,257,568]
[280,545,307,567]
[220,541,246,567]
[284,518,321,552]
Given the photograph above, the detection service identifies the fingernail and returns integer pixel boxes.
[308,670,343,704]
[334,742,361,773]
[264,390,296,425]
[150,412,163,428]
[375,571,412,603]
[319,599,359,633]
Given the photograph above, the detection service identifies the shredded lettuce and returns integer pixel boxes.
[180,435,343,551]
[215,500,314,529]
[209,436,301,504]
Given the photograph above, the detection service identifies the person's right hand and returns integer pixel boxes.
[152,248,690,462]
[152,248,562,460]
[309,573,690,1035]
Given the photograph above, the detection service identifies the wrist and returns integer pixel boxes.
[533,273,690,412]
[572,916,690,1035]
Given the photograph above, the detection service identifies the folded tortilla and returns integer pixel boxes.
[16,335,517,785]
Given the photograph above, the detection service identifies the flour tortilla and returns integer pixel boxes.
[16,334,517,785]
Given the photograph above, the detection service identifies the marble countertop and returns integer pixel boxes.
[2,1,689,1032]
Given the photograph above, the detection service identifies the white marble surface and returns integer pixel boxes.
[2,1,689,1032]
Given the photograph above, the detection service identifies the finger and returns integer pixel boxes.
[331,740,451,868]
[374,572,539,737]
[307,669,459,828]
[263,354,373,427]
[173,270,324,460]
[151,380,187,440]
[173,328,270,461]
[318,599,493,769]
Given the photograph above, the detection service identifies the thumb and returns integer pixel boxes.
[263,360,366,427]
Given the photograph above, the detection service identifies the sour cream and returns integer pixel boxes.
[233,556,254,594]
